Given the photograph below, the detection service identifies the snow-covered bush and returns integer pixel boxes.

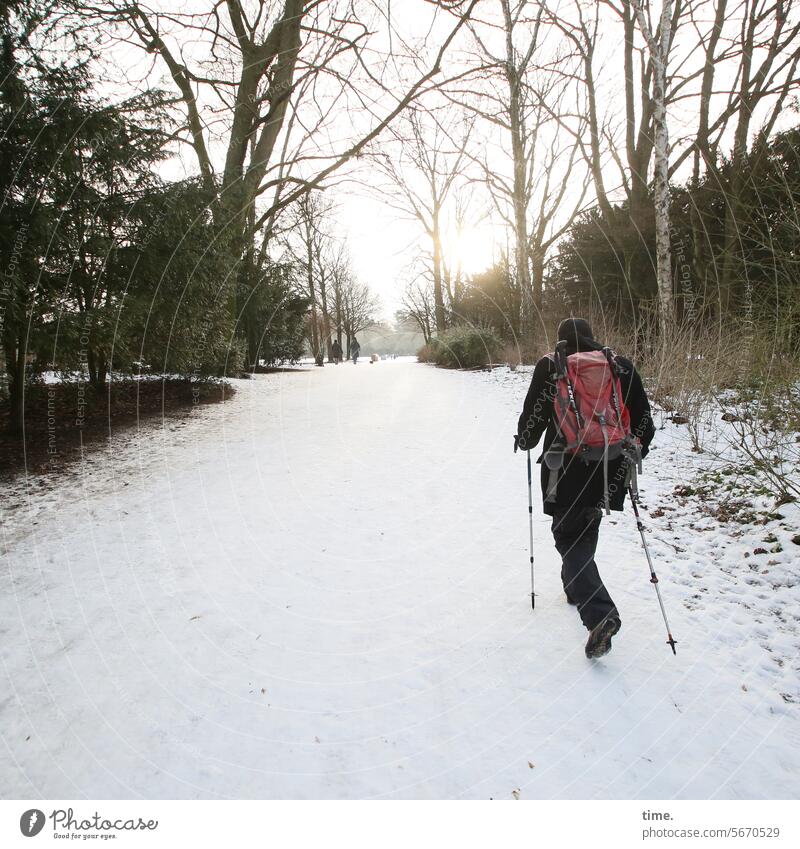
[418,326,502,369]
[720,381,800,504]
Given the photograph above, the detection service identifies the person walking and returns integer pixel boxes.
[351,337,361,364]
[515,318,655,658]
[331,339,343,364]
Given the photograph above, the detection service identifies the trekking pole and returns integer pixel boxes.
[527,450,535,610]
[628,485,677,654]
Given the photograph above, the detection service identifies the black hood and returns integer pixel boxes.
[557,317,603,353]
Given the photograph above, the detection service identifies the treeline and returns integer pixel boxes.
[394,0,800,364]
[0,52,308,434]
[2,1,413,437]
[442,122,800,352]
[281,194,381,366]
[554,124,800,331]
[3,0,480,440]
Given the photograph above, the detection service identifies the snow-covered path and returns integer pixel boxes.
[2,360,798,799]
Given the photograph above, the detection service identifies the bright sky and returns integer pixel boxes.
[336,184,501,320]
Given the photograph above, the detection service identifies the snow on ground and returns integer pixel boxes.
[1,359,798,800]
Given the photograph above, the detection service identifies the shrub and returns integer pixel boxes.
[418,326,502,369]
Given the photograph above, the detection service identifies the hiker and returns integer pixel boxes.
[515,317,655,659]
[331,339,343,364]
[351,337,361,364]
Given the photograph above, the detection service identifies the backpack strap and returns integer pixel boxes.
[602,346,640,512]
[598,412,611,514]
[603,347,628,433]
[601,346,618,371]
[554,340,569,377]
[554,340,585,432]
[599,347,638,512]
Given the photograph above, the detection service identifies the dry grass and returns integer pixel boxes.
[514,307,800,459]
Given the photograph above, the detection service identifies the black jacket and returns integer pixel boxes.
[516,348,655,517]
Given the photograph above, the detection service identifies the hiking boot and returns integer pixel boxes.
[585,615,621,659]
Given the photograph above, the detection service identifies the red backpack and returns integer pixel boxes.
[549,342,639,513]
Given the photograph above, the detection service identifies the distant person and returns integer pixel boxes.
[515,317,655,659]
[351,337,361,364]
[331,339,343,364]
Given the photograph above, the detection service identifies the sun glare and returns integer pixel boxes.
[442,226,497,276]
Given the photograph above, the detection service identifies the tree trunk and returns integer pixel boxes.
[529,250,545,315]
[626,2,656,231]
[651,59,674,325]
[318,271,334,362]
[305,223,322,364]
[431,206,446,334]
[684,2,725,320]
[510,112,532,330]
[5,334,25,436]
[243,194,260,368]
[87,348,107,388]
[245,277,260,368]
[633,0,675,326]
[501,2,533,334]
[215,0,305,325]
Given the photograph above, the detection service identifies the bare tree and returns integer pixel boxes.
[461,0,591,331]
[81,0,480,318]
[717,1,800,309]
[328,241,352,353]
[281,192,339,364]
[631,0,676,323]
[399,275,437,343]
[372,105,475,334]
[340,278,381,356]
[441,186,478,317]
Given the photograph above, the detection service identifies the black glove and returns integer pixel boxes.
[514,433,528,453]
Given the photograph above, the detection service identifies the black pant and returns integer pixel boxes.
[551,507,618,631]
